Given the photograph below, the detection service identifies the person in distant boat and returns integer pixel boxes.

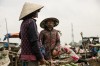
[4,2,46,66]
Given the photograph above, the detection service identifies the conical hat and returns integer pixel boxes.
[40,17,59,28]
[19,2,44,20]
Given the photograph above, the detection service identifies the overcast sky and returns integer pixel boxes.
[0,0,100,45]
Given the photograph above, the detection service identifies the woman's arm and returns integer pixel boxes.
[10,33,19,38]
[3,33,19,41]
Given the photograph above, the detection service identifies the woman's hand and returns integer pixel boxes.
[3,33,11,41]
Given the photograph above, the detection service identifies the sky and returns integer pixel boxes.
[0,0,100,45]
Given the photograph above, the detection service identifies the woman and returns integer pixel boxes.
[4,2,46,66]
[39,17,60,60]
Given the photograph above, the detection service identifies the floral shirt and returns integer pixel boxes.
[39,29,60,60]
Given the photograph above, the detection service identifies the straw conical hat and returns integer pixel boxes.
[19,2,43,20]
[40,17,59,28]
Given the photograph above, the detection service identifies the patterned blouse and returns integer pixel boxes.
[19,18,42,61]
[39,29,60,60]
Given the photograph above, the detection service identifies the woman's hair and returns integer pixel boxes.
[22,9,40,20]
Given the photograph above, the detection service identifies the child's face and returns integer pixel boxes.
[46,20,54,28]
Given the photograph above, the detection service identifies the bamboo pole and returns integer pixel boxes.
[5,18,10,50]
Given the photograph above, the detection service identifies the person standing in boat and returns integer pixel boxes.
[4,2,46,66]
[39,17,61,61]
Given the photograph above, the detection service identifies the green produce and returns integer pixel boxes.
[65,64,72,66]
[70,62,78,66]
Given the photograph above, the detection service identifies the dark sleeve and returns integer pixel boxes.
[19,32,21,39]
[28,21,38,43]
[28,21,43,61]
[32,41,43,61]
